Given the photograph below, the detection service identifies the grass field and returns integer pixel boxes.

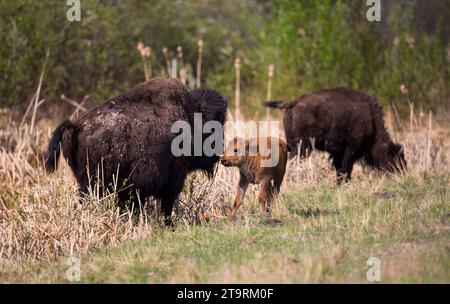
[0,107,449,283]
[1,172,448,283]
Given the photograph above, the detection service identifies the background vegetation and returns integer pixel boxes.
[1,0,449,116]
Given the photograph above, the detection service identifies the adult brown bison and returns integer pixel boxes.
[265,87,406,183]
[45,78,227,224]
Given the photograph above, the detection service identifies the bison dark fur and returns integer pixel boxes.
[265,87,406,183]
[45,78,227,224]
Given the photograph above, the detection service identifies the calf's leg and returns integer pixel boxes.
[273,170,285,195]
[229,173,249,218]
[258,177,273,215]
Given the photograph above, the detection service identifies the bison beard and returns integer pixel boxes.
[265,87,407,183]
[45,78,227,225]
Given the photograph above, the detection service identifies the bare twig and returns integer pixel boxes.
[19,91,36,128]
[171,58,178,79]
[61,94,90,120]
[391,103,402,131]
[61,94,89,112]
[22,49,50,132]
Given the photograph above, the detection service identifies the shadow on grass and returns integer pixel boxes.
[260,218,283,227]
[289,206,339,218]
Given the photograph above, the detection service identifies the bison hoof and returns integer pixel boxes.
[164,217,174,227]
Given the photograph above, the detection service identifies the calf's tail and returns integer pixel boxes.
[45,120,74,173]
[264,101,289,110]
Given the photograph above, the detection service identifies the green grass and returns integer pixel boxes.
[1,173,449,283]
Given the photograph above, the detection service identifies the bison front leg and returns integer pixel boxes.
[337,147,357,184]
[229,173,249,218]
[161,172,187,226]
[333,150,352,184]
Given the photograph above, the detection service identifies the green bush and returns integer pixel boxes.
[244,0,450,116]
[0,0,264,107]
[0,0,448,117]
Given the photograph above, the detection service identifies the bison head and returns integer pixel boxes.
[369,141,407,174]
[386,142,407,173]
[186,88,228,177]
[191,88,228,124]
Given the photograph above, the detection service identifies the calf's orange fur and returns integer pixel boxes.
[221,137,290,217]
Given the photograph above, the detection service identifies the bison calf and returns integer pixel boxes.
[265,87,407,183]
[221,137,290,217]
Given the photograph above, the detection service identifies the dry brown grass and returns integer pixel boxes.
[0,106,449,265]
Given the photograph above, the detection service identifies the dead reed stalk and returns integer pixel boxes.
[177,46,187,85]
[266,64,275,120]
[234,58,241,121]
[137,42,152,81]
[163,47,171,77]
[196,40,203,88]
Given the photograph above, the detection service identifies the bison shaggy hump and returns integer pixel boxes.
[265,87,407,183]
[45,78,228,224]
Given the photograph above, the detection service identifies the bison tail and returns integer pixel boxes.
[45,120,74,173]
[264,101,289,110]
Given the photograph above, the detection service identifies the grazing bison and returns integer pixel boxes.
[265,88,406,183]
[45,78,227,224]
[221,137,290,217]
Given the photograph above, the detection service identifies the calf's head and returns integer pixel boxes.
[221,138,248,167]
[221,137,277,168]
